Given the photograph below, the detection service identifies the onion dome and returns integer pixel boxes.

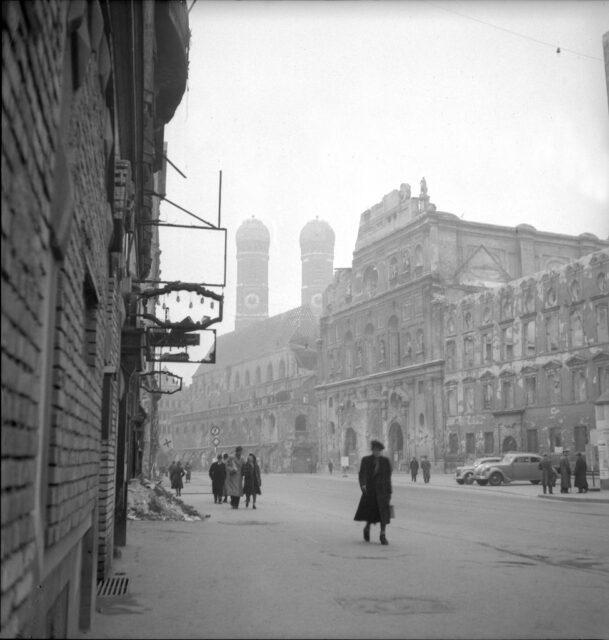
[236,216,270,250]
[299,217,335,252]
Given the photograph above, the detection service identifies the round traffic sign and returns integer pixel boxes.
[212,436,220,446]
[211,426,220,436]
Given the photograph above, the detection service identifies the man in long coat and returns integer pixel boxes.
[538,453,556,494]
[558,451,572,494]
[354,440,392,545]
[225,446,246,508]
[573,453,588,493]
[209,454,226,503]
[410,457,419,482]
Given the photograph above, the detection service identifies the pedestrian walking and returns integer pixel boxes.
[538,453,556,495]
[328,460,333,475]
[421,455,431,483]
[170,461,185,497]
[558,451,571,494]
[221,453,229,502]
[354,440,392,545]
[209,454,225,503]
[243,453,262,508]
[184,461,192,483]
[574,453,588,494]
[410,457,419,482]
[225,446,246,508]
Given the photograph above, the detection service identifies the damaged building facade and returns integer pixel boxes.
[443,250,609,471]
[316,180,608,474]
[168,217,335,472]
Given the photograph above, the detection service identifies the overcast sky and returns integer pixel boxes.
[160,0,609,380]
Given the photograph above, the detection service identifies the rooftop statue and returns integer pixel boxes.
[420,177,428,197]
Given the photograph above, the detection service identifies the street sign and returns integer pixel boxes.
[212,436,220,446]
[211,426,220,436]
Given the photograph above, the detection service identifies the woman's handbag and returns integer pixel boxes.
[389,504,395,519]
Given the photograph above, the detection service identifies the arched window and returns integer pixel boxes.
[266,362,273,382]
[388,316,400,368]
[278,359,286,378]
[255,366,261,384]
[328,421,336,435]
[414,244,424,274]
[389,257,399,284]
[244,369,250,387]
[404,332,413,361]
[295,415,307,431]
[363,265,378,297]
[344,331,354,378]
[364,323,375,373]
[416,328,424,354]
[234,372,240,390]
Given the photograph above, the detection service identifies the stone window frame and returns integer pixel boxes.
[544,310,560,353]
[480,328,493,364]
[566,355,587,403]
[465,432,476,455]
[521,315,536,358]
[445,339,457,371]
[569,306,585,349]
[595,301,609,343]
[463,333,475,368]
[445,381,458,416]
[448,432,459,455]
[463,377,476,414]
[480,372,495,411]
[500,322,514,361]
[483,431,495,454]
[592,353,609,398]
[542,360,562,404]
[522,366,538,406]
[499,370,515,410]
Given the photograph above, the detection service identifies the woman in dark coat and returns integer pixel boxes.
[573,453,588,493]
[354,440,392,545]
[170,461,185,497]
[242,453,262,508]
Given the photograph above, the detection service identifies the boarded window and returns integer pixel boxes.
[484,432,494,454]
[466,432,475,455]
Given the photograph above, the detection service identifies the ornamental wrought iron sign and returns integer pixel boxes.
[140,369,183,394]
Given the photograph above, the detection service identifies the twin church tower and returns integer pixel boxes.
[235,216,335,331]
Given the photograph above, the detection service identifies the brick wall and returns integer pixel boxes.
[2,0,116,635]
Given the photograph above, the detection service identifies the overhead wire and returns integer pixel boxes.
[421,0,604,62]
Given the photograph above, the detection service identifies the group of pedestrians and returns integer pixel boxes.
[408,455,431,483]
[208,446,262,509]
[539,450,589,495]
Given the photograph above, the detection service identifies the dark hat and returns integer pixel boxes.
[235,446,243,452]
[370,440,385,451]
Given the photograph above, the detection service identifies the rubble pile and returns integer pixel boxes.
[127,477,202,521]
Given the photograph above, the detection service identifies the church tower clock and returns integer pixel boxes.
[235,216,270,331]
[299,217,335,316]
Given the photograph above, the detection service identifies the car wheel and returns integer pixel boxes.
[476,480,488,486]
[530,480,540,485]
[456,479,464,485]
[489,472,503,486]
[464,473,474,485]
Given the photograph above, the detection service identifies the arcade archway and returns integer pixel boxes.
[388,421,404,469]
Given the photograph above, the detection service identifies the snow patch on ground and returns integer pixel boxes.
[127,477,202,521]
